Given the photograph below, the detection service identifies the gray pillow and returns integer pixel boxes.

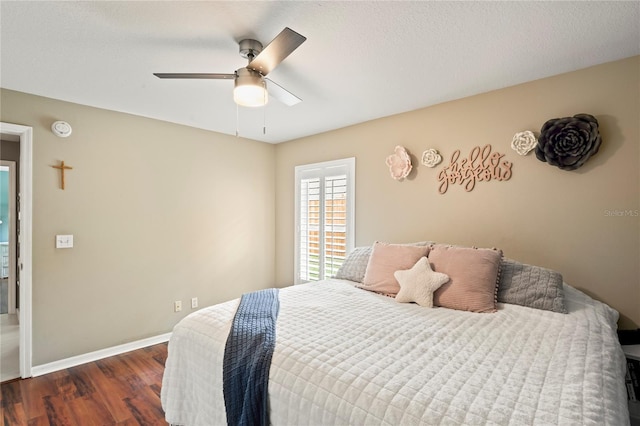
[497,258,567,313]
[334,246,372,282]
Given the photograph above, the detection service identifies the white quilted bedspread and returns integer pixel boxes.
[161,280,629,425]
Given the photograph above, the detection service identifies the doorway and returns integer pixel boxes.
[0,122,33,381]
[1,159,18,381]
[1,160,17,314]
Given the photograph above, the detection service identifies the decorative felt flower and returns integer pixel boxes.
[510,131,537,156]
[386,146,412,180]
[421,149,442,167]
[535,114,601,170]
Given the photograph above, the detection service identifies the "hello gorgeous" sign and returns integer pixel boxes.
[437,144,512,194]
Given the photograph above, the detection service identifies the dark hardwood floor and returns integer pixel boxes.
[0,343,168,425]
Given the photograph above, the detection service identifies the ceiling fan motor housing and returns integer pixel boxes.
[239,39,263,61]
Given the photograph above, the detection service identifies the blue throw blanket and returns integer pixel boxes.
[223,288,280,426]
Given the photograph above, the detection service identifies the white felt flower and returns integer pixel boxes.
[511,130,538,156]
[421,149,442,167]
[394,257,450,307]
[385,146,412,180]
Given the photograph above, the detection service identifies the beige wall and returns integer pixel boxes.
[0,89,276,365]
[0,56,638,367]
[275,56,640,328]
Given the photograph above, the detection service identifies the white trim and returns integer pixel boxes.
[31,332,172,377]
[0,122,33,379]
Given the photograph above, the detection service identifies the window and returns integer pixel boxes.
[295,158,355,284]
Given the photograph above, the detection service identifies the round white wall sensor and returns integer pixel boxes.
[51,121,72,137]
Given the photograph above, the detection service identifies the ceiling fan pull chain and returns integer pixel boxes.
[235,103,239,137]
[263,81,267,135]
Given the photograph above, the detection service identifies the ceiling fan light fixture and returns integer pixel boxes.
[234,68,268,107]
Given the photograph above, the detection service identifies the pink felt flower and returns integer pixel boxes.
[386,146,412,180]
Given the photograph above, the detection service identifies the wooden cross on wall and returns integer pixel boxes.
[51,161,73,190]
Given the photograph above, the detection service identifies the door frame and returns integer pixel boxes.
[0,122,33,378]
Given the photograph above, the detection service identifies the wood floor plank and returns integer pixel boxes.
[115,418,142,426]
[96,356,136,380]
[42,394,75,426]
[20,375,58,420]
[87,366,134,422]
[67,366,97,397]
[1,343,169,425]
[117,372,147,395]
[149,383,162,399]
[1,379,22,406]
[54,375,79,402]
[66,395,115,426]
[122,369,168,424]
[120,352,163,386]
[26,415,50,426]
[2,402,27,426]
[123,387,166,426]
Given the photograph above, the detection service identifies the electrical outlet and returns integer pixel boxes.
[191,297,198,309]
[174,300,182,312]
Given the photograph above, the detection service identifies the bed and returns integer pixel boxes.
[161,244,629,425]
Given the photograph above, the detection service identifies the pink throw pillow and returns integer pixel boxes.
[429,244,502,313]
[358,242,430,296]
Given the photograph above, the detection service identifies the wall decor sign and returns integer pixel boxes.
[535,113,601,171]
[386,145,412,180]
[437,144,512,194]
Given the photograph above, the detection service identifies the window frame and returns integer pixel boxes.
[294,157,355,285]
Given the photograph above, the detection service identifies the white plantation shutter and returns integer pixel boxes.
[323,174,348,278]
[299,177,321,281]
[295,158,355,284]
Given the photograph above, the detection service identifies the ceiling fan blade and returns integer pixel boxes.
[265,78,301,106]
[248,27,306,76]
[154,73,235,79]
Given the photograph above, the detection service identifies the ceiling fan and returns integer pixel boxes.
[154,27,306,108]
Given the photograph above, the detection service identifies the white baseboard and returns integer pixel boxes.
[31,332,172,377]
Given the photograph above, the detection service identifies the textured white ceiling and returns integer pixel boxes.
[1,1,638,143]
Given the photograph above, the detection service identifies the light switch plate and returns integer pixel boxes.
[56,234,74,249]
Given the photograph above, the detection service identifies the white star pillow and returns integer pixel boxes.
[394,257,450,307]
